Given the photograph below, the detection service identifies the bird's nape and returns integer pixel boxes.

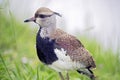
[54,12,62,17]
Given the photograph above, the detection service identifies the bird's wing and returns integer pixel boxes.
[52,29,96,68]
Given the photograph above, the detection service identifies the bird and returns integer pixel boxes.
[24,7,96,80]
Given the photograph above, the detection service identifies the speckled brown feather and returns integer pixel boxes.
[51,28,96,69]
[71,47,96,68]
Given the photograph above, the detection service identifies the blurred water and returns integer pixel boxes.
[1,0,120,52]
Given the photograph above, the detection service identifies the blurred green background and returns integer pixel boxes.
[0,0,120,80]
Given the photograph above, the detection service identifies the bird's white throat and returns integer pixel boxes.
[39,24,56,38]
[39,15,57,38]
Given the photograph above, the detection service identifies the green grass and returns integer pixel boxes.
[0,9,120,80]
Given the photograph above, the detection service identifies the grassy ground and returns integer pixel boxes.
[0,9,120,80]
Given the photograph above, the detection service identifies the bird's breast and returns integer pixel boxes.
[36,33,58,64]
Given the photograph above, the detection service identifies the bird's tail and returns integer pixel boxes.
[77,68,96,80]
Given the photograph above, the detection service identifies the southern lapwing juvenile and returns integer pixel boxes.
[24,7,96,80]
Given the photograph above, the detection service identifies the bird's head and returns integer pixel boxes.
[24,7,61,27]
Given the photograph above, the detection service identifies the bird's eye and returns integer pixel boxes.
[39,14,46,18]
[35,14,52,18]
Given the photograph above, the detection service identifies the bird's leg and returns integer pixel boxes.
[58,72,65,80]
[66,72,69,80]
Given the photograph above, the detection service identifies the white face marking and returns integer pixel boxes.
[48,48,85,72]
[38,15,56,38]
[40,28,48,38]
[36,15,56,27]
[36,18,42,25]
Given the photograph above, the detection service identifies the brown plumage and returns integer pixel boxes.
[24,7,96,80]
[51,28,96,69]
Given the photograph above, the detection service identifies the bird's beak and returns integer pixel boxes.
[24,17,36,22]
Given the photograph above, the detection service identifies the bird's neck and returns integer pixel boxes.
[39,25,56,38]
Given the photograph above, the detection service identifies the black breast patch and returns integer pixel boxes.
[36,30,58,64]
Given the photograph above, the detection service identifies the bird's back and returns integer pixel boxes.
[51,28,96,69]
